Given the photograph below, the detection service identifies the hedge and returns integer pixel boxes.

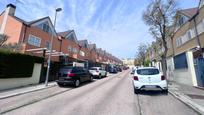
[0,50,44,78]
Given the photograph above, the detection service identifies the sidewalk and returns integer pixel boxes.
[169,82,204,114]
[0,82,57,99]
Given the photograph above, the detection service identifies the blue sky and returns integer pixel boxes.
[0,0,199,59]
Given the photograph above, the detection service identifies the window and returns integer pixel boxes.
[28,35,41,47]
[178,16,184,26]
[137,69,159,75]
[68,46,72,52]
[202,19,204,29]
[36,23,53,35]
[45,41,51,50]
[187,30,192,40]
[190,28,196,38]
[72,48,78,53]
[200,0,204,8]
[67,34,75,41]
[197,22,204,34]
[174,53,188,69]
[42,24,50,33]
[176,37,182,47]
[79,50,85,56]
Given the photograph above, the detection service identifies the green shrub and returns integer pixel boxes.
[0,50,43,78]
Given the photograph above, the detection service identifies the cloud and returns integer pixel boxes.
[2,0,198,58]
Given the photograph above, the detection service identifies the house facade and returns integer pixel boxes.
[0,4,122,69]
[166,1,204,87]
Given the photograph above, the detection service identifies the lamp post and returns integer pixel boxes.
[45,8,62,86]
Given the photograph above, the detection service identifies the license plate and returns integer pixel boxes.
[145,85,156,88]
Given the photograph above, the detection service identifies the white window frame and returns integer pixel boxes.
[72,48,78,53]
[190,28,196,38]
[68,46,72,52]
[28,35,41,47]
[187,30,192,40]
[197,22,204,35]
[45,41,51,50]
[176,37,182,47]
[200,0,204,8]
[79,50,85,56]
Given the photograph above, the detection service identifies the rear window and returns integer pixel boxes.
[90,68,98,70]
[60,67,73,72]
[137,69,159,75]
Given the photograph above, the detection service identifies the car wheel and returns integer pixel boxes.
[99,74,102,79]
[74,80,80,87]
[162,89,168,94]
[105,72,107,77]
[57,83,64,87]
[134,88,140,94]
[90,76,93,82]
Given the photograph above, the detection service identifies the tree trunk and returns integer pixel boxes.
[161,25,168,76]
[161,55,167,76]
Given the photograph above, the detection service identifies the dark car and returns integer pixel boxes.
[56,66,93,87]
[109,67,118,73]
[116,67,122,72]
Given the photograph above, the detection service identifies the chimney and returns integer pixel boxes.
[6,4,16,16]
[0,4,16,34]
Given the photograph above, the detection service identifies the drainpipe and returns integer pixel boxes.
[22,23,28,43]
[191,7,202,57]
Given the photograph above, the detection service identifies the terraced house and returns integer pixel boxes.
[166,0,204,87]
[0,4,122,82]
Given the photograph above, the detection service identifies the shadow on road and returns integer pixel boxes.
[137,90,168,96]
[57,80,97,88]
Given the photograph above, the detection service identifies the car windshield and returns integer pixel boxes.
[137,69,159,75]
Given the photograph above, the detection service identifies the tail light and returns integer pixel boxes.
[161,75,166,80]
[133,76,139,81]
[68,73,76,77]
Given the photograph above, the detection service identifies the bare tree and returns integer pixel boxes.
[0,34,9,46]
[143,0,177,75]
[0,34,23,52]
[136,43,148,65]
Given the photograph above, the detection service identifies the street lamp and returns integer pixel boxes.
[45,7,62,86]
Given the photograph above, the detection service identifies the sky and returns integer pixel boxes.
[0,0,200,59]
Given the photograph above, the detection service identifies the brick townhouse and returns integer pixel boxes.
[0,4,122,67]
[0,4,61,62]
[166,0,204,87]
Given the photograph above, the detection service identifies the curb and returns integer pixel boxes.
[194,86,204,90]
[0,84,57,99]
[169,90,204,115]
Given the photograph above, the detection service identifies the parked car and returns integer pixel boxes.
[109,67,118,73]
[131,67,135,74]
[123,66,129,70]
[89,67,107,79]
[56,66,93,87]
[116,66,122,72]
[132,67,168,94]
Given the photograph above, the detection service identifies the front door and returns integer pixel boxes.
[194,58,204,87]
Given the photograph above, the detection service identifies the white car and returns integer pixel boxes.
[89,67,107,78]
[132,67,168,94]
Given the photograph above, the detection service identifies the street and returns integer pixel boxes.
[1,70,198,115]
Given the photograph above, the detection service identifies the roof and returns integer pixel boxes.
[179,7,198,18]
[27,16,49,25]
[78,39,88,47]
[58,30,73,37]
[89,44,96,50]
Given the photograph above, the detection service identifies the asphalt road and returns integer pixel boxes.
[3,70,199,115]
